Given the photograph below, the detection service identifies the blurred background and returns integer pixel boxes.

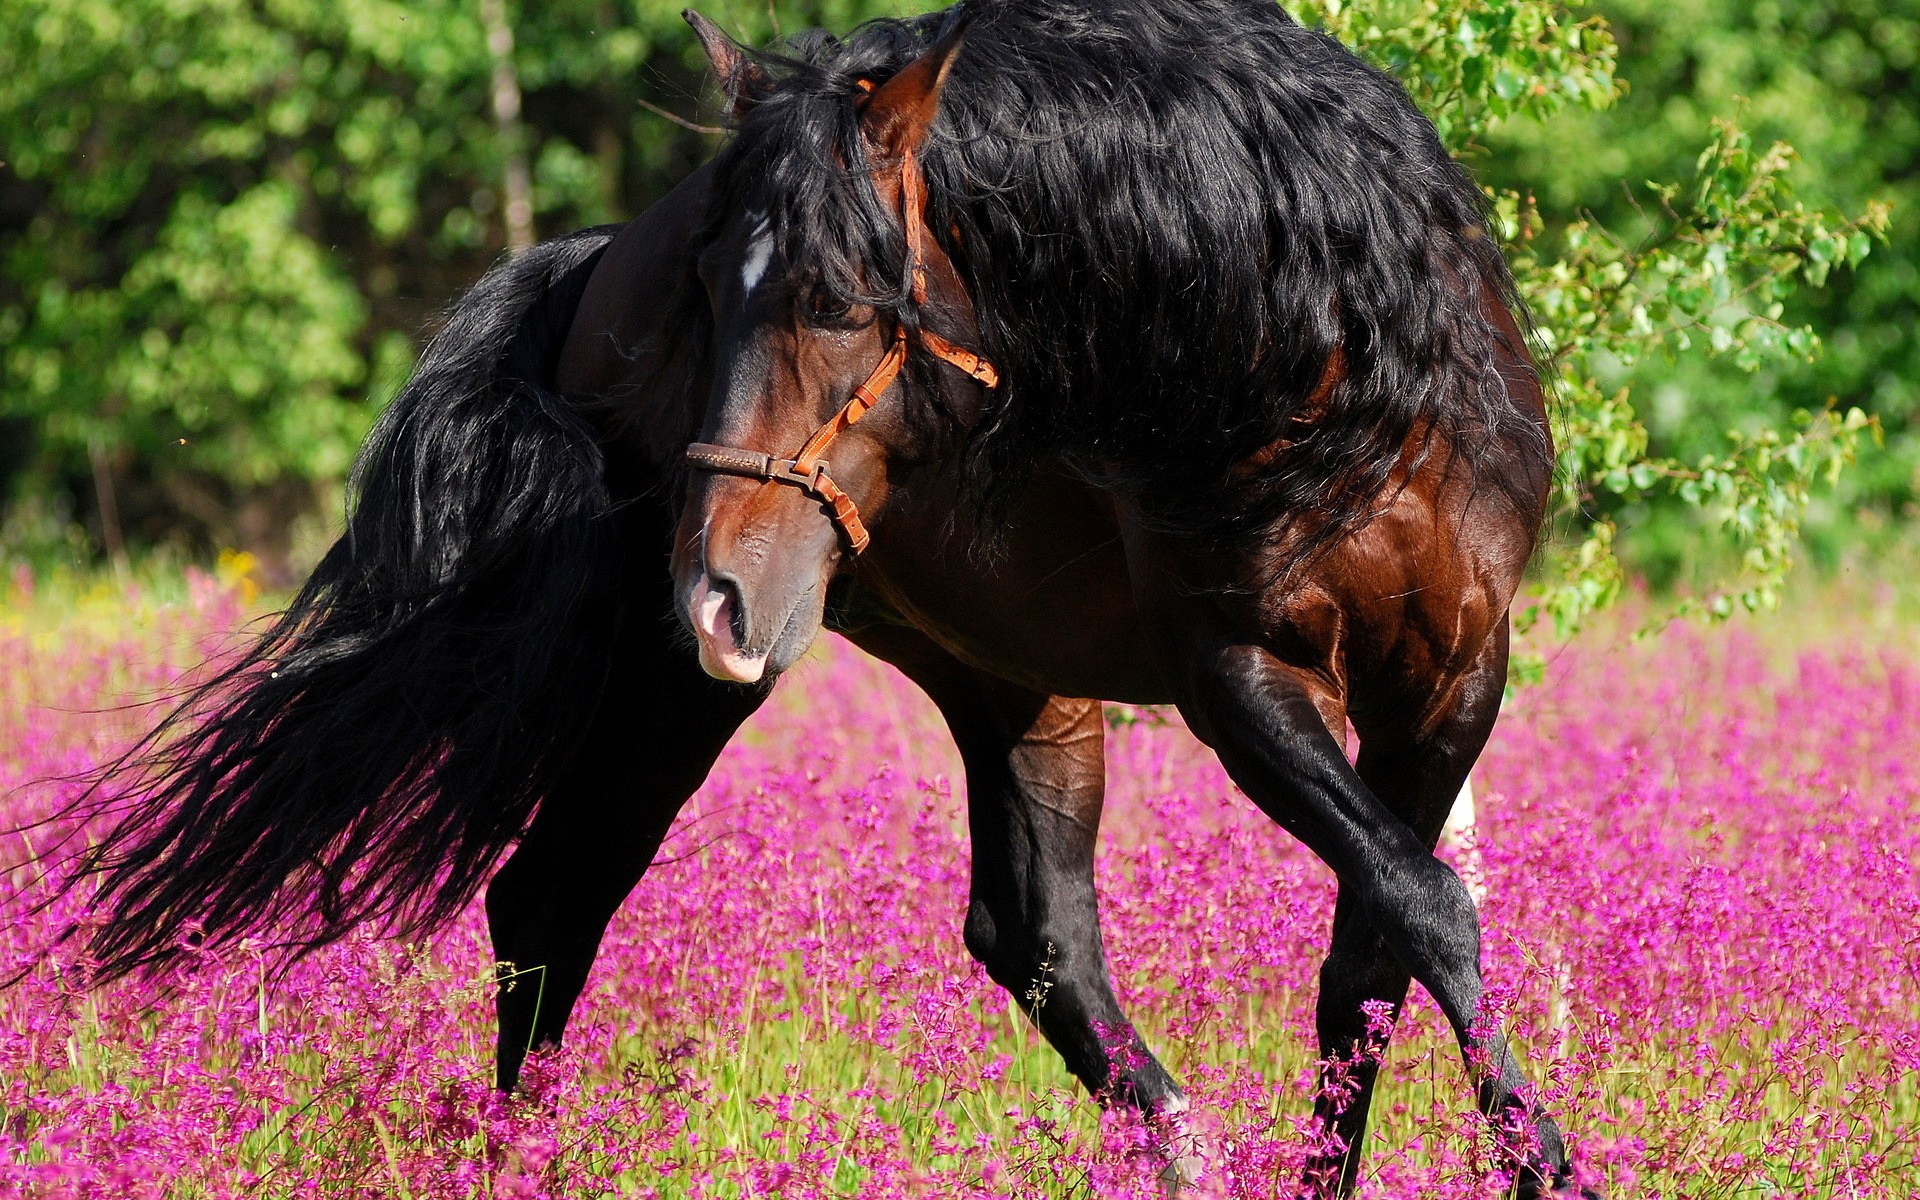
[0,0,1913,592]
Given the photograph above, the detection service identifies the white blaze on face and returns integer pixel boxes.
[739,215,774,302]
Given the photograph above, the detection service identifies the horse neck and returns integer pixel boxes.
[554,170,719,488]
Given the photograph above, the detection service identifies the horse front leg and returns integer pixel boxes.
[486,619,765,1093]
[1176,641,1583,1199]
[963,692,1203,1185]
[854,626,1196,1181]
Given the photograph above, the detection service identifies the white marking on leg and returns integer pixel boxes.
[1444,776,1487,904]
[1151,1094,1206,1194]
[1444,776,1477,839]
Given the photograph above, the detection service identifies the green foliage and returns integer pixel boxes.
[1296,0,1887,641]
[11,182,369,484]
[1515,118,1887,633]
[1298,0,1619,140]
[0,0,916,560]
[1476,0,1920,593]
[0,0,1893,639]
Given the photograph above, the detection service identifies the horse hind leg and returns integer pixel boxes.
[1176,636,1584,1200]
[486,618,765,1093]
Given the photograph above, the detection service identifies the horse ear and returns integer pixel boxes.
[684,9,768,121]
[859,15,971,159]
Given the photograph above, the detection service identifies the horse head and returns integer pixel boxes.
[674,13,993,684]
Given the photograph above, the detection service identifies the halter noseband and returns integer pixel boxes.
[684,145,999,555]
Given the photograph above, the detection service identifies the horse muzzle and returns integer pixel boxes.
[676,421,863,686]
[681,549,830,686]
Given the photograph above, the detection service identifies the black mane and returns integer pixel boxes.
[709,0,1549,558]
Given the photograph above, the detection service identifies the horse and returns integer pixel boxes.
[63,2,1590,1195]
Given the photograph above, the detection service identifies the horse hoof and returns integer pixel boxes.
[1517,1173,1603,1200]
[1156,1150,1205,1197]
[1150,1097,1208,1196]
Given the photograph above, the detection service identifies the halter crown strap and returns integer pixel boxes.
[902,148,929,305]
[794,328,908,475]
[686,137,999,556]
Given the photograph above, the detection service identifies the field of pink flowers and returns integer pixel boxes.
[2,571,1917,1198]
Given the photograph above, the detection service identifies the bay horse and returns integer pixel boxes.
[65,2,1589,1194]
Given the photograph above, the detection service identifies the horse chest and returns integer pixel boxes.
[836,472,1172,704]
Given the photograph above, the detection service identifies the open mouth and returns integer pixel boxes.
[692,576,815,685]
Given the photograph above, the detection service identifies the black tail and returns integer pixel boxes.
[69,226,624,980]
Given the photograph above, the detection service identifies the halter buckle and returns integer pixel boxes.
[771,456,830,492]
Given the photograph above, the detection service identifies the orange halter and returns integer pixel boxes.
[684,145,999,554]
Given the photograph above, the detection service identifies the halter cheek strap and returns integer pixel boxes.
[685,147,999,556]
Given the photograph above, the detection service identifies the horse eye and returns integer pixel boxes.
[805,285,851,322]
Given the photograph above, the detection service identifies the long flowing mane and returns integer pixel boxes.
[709,0,1549,557]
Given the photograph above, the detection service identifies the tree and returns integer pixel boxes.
[1477,0,1920,583]
[0,0,890,574]
[1290,0,1885,655]
[0,0,1887,630]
